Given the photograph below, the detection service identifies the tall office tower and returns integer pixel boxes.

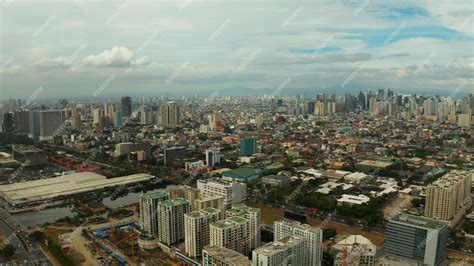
[184,207,222,257]
[315,101,325,116]
[107,104,114,119]
[386,214,448,266]
[158,197,191,245]
[458,111,472,128]
[139,190,169,236]
[274,219,323,266]
[160,101,180,127]
[29,110,65,139]
[307,101,315,114]
[469,91,474,114]
[210,216,250,256]
[240,137,257,156]
[14,110,30,133]
[197,179,247,208]
[140,107,153,125]
[357,91,366,110]
[113,111,123,127]
[2,113,14,136]
[121,96,132,117]
[226,203,261,250]
[205,147,221,167]
[4,99,17,113]
[252,235,307,266]
[424,170,472,225]
[92,108,103,124]
[72,112,81,130]
[202,246,252,266]
[344,93,356,112]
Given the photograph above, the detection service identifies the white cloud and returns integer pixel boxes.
[33,57,71,69]
[82,46,150,67]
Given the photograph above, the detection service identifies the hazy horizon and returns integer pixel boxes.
[1,0,473,99]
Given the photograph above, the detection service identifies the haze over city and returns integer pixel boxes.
[1,0,473,98]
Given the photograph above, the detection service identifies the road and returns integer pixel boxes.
[0,209,52,265]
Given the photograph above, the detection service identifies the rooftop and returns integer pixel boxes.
[212,216,248,230]
[203,246,251,265]
[159,197,189,208]
[141,189,169,199]
[392,213,447,230]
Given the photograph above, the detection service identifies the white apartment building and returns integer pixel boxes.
[425,170,473,225]
[197,178,247,208]
[226,203,261,251]
[202,245,252,266]
[210,216,250,256]
[252,235,307,266]
[139,190,169,236]
[184,207,222,258]
[158,197,191,245]
[274,219,323,266]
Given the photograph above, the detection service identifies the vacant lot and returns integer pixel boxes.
[249,202,385,246]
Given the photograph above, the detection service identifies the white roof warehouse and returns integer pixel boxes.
[0,172,154,206]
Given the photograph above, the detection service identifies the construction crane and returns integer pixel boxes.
[114,232,139,262]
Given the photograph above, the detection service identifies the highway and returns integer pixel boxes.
[0,209,52,265]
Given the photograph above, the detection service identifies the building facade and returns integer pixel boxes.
[158,197,191,245]
[184,207,222,257]
[139,190,169,236]
[274,219,323,266]
[386,213,448,266]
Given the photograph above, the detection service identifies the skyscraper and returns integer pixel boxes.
[184,207,222,257]
[29,110,65,140]
[424,170,472,225]
[160,101,180,127]
[240,137,257,156]
[210,216,250,256]
[386,213,448,266]
[2,113,14,138]
[139,190,169,236]
[274,219,323,266]
[113,111,123,127]
[226,203,261,251]
[121,96,132,117]
[14,110,30,133]
[205,147,221,167]
[252,235,307,266]
[158,197,191,245]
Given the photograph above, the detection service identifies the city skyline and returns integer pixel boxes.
[1,0,473,98]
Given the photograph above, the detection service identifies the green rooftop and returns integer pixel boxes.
[212,216,248,229]
[186,207,221,219]
[141,189,169,199]
[393,213,447,229]
[159,197,189,208]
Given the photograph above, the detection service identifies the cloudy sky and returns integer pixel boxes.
[0,0,473,98]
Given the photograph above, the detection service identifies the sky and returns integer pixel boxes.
[0,0,473,99]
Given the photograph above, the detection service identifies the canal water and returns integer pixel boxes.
[14,192,141,227]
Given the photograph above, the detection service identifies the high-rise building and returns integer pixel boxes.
[226,203,261,251]
[184,207,222,257]
[274,219,323,266]
[386,213,448,266]
[252,235,307,266]
[72,112,81,130]
[121,96,132,117]
[205,147,221,167]
[158,197,191,245]
[2,113,14,137]
[202,246,252,266]
[14,110,30,133]
[139,190,169,236]
[458,112,472,128]
[194,194,225,212]
[197,178,247,208]
[240,137,257,156]
[210,216,250,256]
[425,170,472,226]
[113,111,123,127]
[160,101,180,127]
[29,110,65,139]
